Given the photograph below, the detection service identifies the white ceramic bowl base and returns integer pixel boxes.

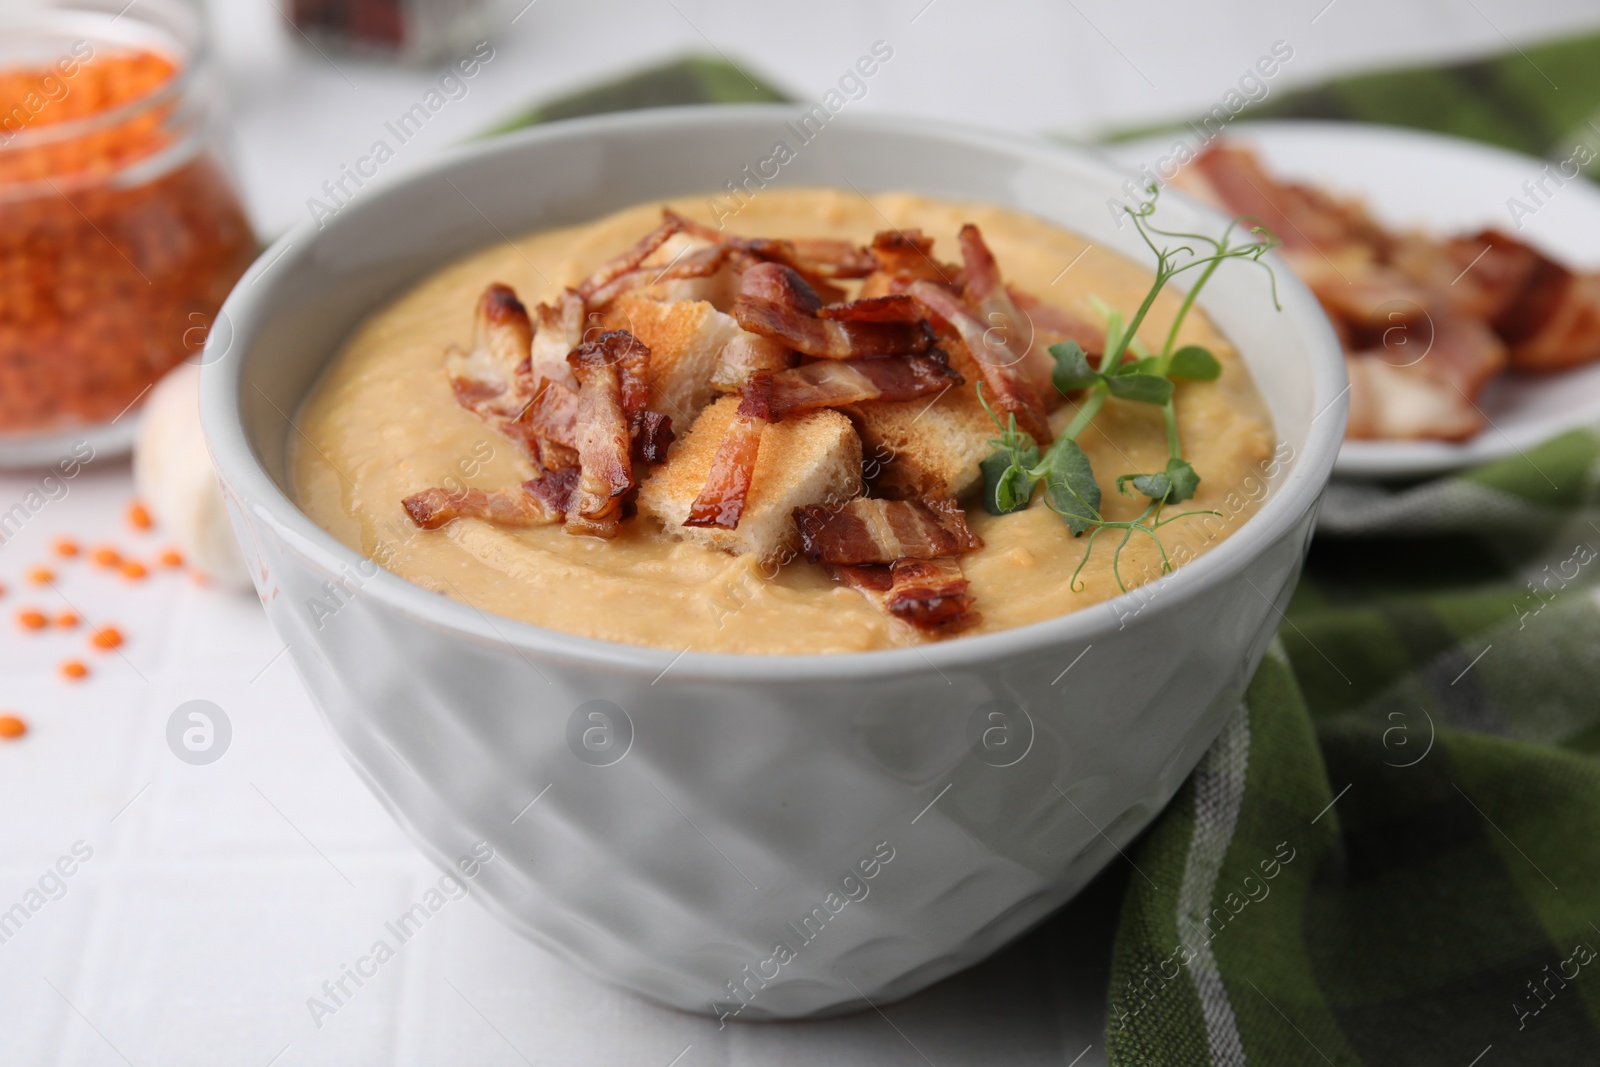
[202,108,1345,1019]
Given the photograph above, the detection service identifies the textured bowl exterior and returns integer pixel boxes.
[202,108,1345,1019]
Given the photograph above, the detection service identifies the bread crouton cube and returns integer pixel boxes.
[637,396,863,561]
[848,344,995,499]
[604,295,742,424]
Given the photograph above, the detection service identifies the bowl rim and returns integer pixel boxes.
[201,104,1347,683]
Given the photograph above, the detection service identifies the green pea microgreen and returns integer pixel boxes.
[977,183,1280,588]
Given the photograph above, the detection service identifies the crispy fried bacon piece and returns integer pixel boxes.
[1006,285,1107,357]
[684,372,773,530]
[734,263,933,359]
[631,410,676,465]
[584,242,735,308]
[832,558,980,635]
[958,224,1060,401]
[530,289,584,385]
[1448,230,1600,372]
[1192,143,1385,253]
[577,216,688,303]
[566,331,652,538]
[908,279,1052,443]
[768,351,962,417]
[401,468,577,531]
[503,376,580,462]
[786,237,877,278]
[445,284,534,419]
[866,229,956,282]
[793,497,981,565]
[816,293,924,323]
[1345,316,1507,441]
[664,210,875,283]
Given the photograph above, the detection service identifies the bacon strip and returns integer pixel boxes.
[959,224,1059,401]
[793,497,982,565]
[566,331,651,538]
[402,479,567,531]
[768,351,961,417]
[576,215,687,303]
[734,263,933,359]
[685,372,772,530]
[504,376,579,459]
[583,242,734,307]
[866,228,954,282]
[445,284,534,420]
[786,237,877,278]
[908,279,1052,443]
[832,558,980,635]
[1006,285,1106,357]
[530,289,584,386]
[662,210,875,282]
[816,294,923,323]
[1192,143,1382,253]
[1345,316,1506,441]
[631,410,676,465]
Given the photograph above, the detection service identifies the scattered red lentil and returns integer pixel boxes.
[60,660,88,680]
[56,611,80,629]
[53,537,80,558]
[90,626,123,651]
[26,566,53,585]
[17,609,48,630]
[159,548,184,568]
[120,561,148,580]
[0,715,25,740]
[127,502,153,530]
[90,546,121,567]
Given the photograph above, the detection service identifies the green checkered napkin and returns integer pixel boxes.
[494,50,1600,1064]
[1110,430,1600,1066]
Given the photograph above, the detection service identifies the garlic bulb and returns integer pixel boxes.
[133,364,252,591]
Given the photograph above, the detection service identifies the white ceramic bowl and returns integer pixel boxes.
[200,107,1345,1020]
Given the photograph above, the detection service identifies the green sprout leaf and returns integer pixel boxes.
[1167,345,1222,381]
[1163,457,1200,503]
[1050,341,1100,393]
[981,445,1040,515]
[1118,470,1171,500]
[1116,457,1201,503]
[1104,373,1175,405]
[1033,437,1102,535]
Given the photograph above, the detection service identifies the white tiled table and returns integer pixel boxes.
[3,1,1598,1063]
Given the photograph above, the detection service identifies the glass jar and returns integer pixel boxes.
[0,0,256,466]
[290,0,496,64]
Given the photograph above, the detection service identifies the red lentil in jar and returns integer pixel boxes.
[0,5,255,451]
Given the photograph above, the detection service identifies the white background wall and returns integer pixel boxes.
[203,0,1600,235]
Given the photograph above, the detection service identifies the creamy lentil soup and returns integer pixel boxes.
[292,190,1277,654]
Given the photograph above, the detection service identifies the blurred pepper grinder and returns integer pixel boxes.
[289,0,497,63]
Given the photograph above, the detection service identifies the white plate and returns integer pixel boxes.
[1107,120,1600,480]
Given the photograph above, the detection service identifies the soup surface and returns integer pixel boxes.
[293,189,1277,653]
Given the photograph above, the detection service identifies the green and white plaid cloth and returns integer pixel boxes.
[1109,430,1600,1066]
[494,45,1600,1064]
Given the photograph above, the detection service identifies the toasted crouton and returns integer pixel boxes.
[847,343,994,499]
[637,396,862,560]
[604,295,743,424]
